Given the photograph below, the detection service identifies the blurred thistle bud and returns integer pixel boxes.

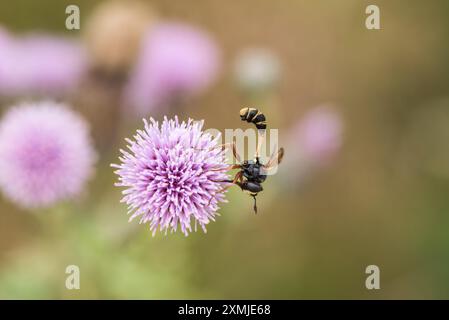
[293,105,344,166]
[279,105,343,190]
[123,22,221,117]
[233,48,281,94]
[84,0,156,75]
[0,27,86,97]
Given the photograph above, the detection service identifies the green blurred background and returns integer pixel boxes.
[1,0,449,299]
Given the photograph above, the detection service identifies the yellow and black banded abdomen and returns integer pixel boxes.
[239,107,267,130]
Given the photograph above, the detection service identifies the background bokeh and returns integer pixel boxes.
[1,0,449,299]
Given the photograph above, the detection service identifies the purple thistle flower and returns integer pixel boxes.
[112,116,229,236]
[0,30,87,97]
[0,101,96,209]
[123,22,221,116]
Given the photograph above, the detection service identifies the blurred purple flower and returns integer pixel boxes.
[0,30,86,96]
[0,101,96,209]
[112,116,228,236]
[293,106,343,165]
[123,22,221,116]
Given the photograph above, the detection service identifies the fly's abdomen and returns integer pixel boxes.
[240,107,267,130]
[244,181,263,193]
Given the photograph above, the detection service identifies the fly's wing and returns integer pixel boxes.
[232,142,242,163]
[263,147,284,171]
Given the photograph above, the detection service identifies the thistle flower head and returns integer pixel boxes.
[0,101,96,209]
[112,117,228,236]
